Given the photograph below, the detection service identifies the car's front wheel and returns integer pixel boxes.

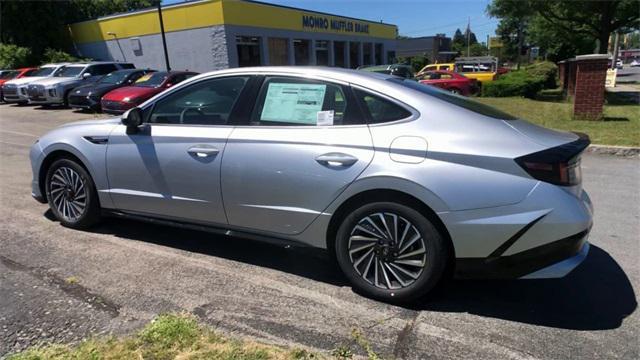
[335,202,448,303]
[45,158,101,229]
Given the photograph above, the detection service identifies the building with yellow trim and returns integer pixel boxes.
[69,0,399,72]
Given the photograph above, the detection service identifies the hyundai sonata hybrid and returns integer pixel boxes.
[30,67,593,302]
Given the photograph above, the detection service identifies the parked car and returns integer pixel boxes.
[417,70,476,96]
[631,59,640,67]
[68,69,156,112]
[26,62,135,106]
[358,64,414,79]
[616,59,623,69]
[100,71,198,114]
[2,63,68,104]
[454,56,499,83]
[30,67,593,303]
[417,63,455,74]
[0,68,38,102]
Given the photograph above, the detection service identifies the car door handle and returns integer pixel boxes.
[315,153,358,167]
[188,145,219,158]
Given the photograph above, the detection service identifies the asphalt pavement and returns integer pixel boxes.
[0,103,638,359]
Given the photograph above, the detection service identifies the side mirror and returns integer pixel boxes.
[122,107,142,131]
[82,72,92,79]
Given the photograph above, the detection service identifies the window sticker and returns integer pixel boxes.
[316,110,334,126]
[260,83,326,124]
[135,74,153,83]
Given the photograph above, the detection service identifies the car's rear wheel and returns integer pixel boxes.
[335,202,447,303]
[45,158,100,229]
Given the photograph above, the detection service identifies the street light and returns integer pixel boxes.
[107,32,127,62]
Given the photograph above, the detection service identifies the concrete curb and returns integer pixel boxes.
[587,144,640,157]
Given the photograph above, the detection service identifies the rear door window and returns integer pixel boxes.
[354,89,412,124]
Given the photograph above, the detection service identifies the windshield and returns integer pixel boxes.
[30,67,57,77]
[99,71,130,85]
[134,72,167,87]
[55,66,85,77]
[387,77,517,120]
[0,71,18,79]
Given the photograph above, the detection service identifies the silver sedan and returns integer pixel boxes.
[30,67,593,302]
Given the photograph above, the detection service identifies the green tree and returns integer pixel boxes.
[488,0,640,60]
[0,0,159,65]
[452,28,466,48]
[0,43,32,68]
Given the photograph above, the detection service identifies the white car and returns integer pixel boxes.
[1,63,69,104]
[631,59,640,67]
[616,59,623,69]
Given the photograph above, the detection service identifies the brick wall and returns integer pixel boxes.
[573,55,609,120]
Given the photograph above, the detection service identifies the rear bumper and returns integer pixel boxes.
[455,230,590,279]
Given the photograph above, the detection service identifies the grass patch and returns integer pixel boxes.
[475,97,640,147]
[8,313,321,360]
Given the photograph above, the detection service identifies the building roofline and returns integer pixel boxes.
[68,0,397,28]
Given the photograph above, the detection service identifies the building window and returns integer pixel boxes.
[375,43,383,65]
[316,40,329,66]
[268,37,289,65]
[349,42,360,69]
[363,43,372,66]
[236,36,261,67]
[334,41,345,67]
[294,39,310,65]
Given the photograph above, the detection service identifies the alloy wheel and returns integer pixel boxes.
[49,166,87,222]
[348,212,427,290]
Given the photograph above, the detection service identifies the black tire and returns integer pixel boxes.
[335,202,448,303]
[45,158,101,229]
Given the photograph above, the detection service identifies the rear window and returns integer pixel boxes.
[387,78,517,120]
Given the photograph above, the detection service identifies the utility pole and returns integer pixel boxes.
[466,17,470,57]
[157,2,171,71]
[487,34,490,56]
[611,32,620,69]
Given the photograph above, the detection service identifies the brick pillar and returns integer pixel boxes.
[557,60,566,89]
[566,59,577,97]
[573,54,609,120]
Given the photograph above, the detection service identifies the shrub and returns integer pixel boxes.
[0,43,31,68]
[523,61,558,89]
[482,71,546,98]
[42,48,86,64]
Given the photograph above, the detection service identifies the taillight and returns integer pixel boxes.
[515,133,589,186]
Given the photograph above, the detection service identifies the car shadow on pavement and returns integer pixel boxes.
[86,216,349,287]
[421,245,637,331]
[50,212,636,331]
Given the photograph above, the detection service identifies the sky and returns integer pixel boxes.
[163,0,499,42]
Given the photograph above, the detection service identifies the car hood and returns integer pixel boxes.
[73,83,119,96]
[3,76,49,86]
[32,77,81,87]
[102,86,159,101]
[58,117,123,129]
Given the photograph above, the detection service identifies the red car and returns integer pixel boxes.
[0,67,37,102]
[418,70,476,96]
[101,70,198,114]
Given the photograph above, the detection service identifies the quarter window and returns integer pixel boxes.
[250,77,363,126]
[354,89,412,124]
[148,76,249,125]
